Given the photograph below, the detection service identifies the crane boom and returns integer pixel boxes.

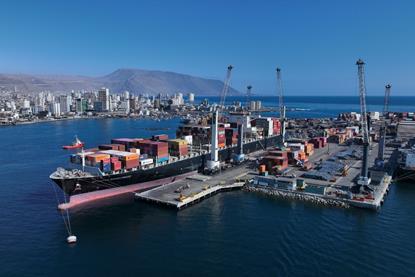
[246,85,252,110]
[377,84,391,166]
[219,65,233,110]
[384,84,391,115]
[276,67,286,143]
[356,59,370,184]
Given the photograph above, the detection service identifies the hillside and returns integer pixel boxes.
[0,68,240,96]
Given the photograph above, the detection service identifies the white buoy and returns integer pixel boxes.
[67,235,77,244]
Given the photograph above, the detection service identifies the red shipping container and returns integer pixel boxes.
[152,134,169,141]
[111,161,122,171]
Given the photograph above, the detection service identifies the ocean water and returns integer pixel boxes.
[203,95,415,118]
[0,97,414,276]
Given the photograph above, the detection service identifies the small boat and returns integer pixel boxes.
[63,136,84,150]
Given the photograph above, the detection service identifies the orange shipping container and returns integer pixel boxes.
[86,153,111,162]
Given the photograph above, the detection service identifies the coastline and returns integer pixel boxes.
[0,114,181,127]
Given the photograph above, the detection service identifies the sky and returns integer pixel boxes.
[0,0,414,95]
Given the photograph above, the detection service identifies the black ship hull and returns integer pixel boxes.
[395,167,415,182]
[52,135,281,195]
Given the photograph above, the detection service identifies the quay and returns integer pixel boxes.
[134,164,250,209]
[247,142,396,210]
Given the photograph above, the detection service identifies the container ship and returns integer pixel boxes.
[50,113,282,196]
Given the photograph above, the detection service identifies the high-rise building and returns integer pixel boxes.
[52,103,61,116]
[59,95,72,114]
[98,88,110,111]
[75,98,87,113]
[188,93,195,102]
[256,101,262,110]
[123,91,130,100]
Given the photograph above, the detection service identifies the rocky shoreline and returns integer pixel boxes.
[244,186,350,208]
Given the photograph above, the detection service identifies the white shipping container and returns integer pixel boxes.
[184,135,193,145]
[140,158,153,166]
[287,143,305,151]
[130,148,140,154]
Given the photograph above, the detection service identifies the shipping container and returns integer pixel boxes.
[123,158,139,169]
[111,161,122,171]
[140,158,153,166]
[100,160,111,172]
[152,134,169,141]
[98,150,139,161]
[111,138,137,150]
[86,153,111,164]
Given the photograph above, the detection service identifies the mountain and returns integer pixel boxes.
[0,68,240,96]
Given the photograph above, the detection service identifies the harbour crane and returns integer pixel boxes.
[376,84,391,167]
[246,85,252,110]
[219,65,233,111]
[356,59,371,186]
[207,65,233,173]
[276,68,286,144]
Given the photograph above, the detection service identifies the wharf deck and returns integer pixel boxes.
[135,164,250,209]
[250,142,395,210]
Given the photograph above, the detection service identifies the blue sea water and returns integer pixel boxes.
[0,97,414,276]
[204,95,415,118]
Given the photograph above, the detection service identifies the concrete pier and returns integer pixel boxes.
[135,165,250,209]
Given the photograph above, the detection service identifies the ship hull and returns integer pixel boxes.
[52,135,281,195]
[395,167,415,182]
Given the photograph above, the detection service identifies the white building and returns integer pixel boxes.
[188,93,195,102]
[52,102,61,116]
[23,100,31,109]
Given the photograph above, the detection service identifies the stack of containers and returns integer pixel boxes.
[98,144,126,151]
[225,128,236,146]
[86,153,111,167]
[100,159,111,172]
[262,156,288,172]
[309,138,323,149]
[218,127,226,148]
[287,150,299,165]
[137,140,169,163]
[121,153,139,169]
[111,138,137,150]
[152,134,169,141]
[319,137,327,147]
[98,150,140,170]
[272,118,281,135]
[110,157,122,171]
[255,118,274,136]
[305,143,314,156]
[167,139,188,157]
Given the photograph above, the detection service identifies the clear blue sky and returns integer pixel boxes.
[1,0,414,95]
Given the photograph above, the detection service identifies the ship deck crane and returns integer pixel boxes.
[356,59,371,186]
[376,84,391,167]
[276,68,286,144]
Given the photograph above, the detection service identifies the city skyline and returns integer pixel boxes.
[1,1,415,95]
